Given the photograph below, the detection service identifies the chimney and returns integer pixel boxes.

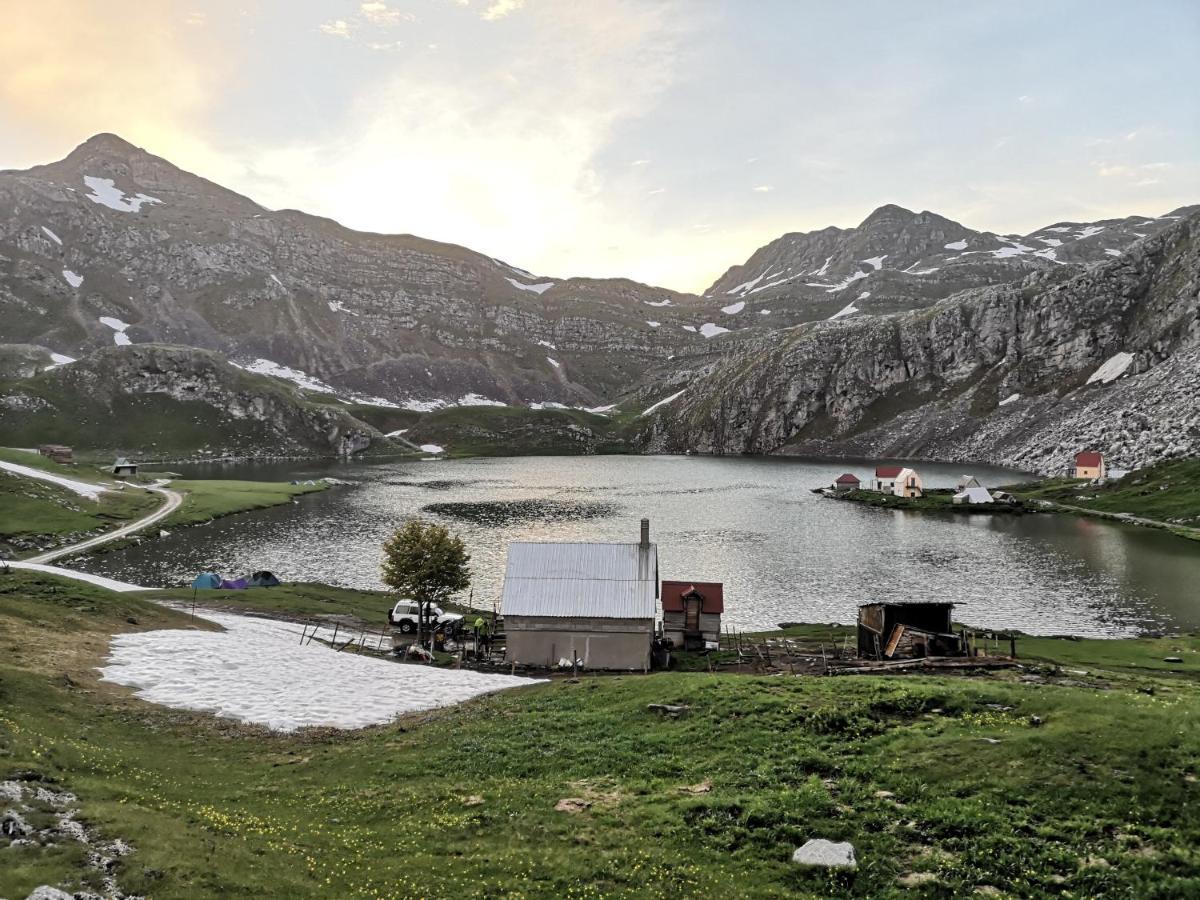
[639,518,650,548]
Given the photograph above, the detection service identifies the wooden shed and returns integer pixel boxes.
[661,580,723,650]
[857,602,963,659]
[39,444,74,465]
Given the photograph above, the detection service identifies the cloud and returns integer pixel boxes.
[319,19,353,38]
[647,188,666,194]
[1017,95,1033,104]
[482,0,525,21]
[1135,178,1162,187]
[630,158,649,166]
[752,185,773,192]
[360,2,413,25]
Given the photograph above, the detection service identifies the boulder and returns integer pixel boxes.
[792,838,857,869]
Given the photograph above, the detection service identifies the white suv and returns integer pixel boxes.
[389,600,464,634]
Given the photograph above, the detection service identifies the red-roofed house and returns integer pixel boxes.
[661,581,723,650]
[874,465,923,498]
[1070,451,1106,480]
[833,473,861,493]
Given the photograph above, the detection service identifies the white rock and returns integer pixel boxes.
[792,839,857,868]
[26,888,76,900]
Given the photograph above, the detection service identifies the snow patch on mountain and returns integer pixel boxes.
[99,316,132,345]
[727,269,777,295]
[82,176,161,213]
[42,226,62,245]
[1075,225,1105,240]
[1086,352,1135,385]
[999,393,1021,406]
[809,256,833,276]
[944,239,968,250]
[547,357,561,368]
[721,301,746,315]
[505,277,555,294]
[699,323,730,338]
[62,269,83,288]
[641,389,686,417]
[644,298,672,307]
[328,299,359,315]
[645,320,660,328]
[828,302,860,321]
[862,255,887,270]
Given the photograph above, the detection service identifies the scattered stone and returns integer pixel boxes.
[462,795,485,806]
[1030,715,1043,727]
[646,703,690,718]
[2,809,32,837]
[792,838,857,869]
[1080,855,1111,869]
[980,738,1002,744]
[26,887,74,900]
[874,790,895,799]
[973,886,1003,896]
[679,779,712,794]
[897,872,938,887]
[1163,657,1183,663]
[555,798,592,813]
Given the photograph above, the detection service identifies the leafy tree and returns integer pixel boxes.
[381,521,471,644]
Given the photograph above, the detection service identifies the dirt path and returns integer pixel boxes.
[1041,500,1200,540]
[27,482,184,564]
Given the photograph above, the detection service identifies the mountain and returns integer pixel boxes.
[0,133,716,411]
[1,133,1196,467]
[643,210,1200,475]
[0,344,382,457]
[701,202,1198,328]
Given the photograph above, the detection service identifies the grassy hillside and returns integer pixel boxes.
[164,479,328,527]
[2,571,1198,898]
[1011,458,1200,540]
[399,405,634,457]
[0,449,161,557]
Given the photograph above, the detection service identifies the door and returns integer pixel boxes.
[685,597,701,633]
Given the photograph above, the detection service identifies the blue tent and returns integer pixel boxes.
[191,572,221,589]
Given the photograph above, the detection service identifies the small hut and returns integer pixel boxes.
[857,602,963,659]
[661,581,723,650]
[110,457,138,478]
[39,444,74,464]
[832,473,861,494]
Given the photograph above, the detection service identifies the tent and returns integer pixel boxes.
[191,572,221,589]
[248,570,281,588]
[219,577,249,590]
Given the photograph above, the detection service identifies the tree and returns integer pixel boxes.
[380,520,471,647]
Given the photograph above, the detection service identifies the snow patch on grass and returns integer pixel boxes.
[0,461,108,500]
[699,323,730,338]
[98,610,541,732]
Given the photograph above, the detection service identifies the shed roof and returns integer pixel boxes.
[500,541,658,619]
[875,465,905,478]
[661,580,724,614]
[835,473,861,484]
[1074,451,1103,467]
[954,487,994,503]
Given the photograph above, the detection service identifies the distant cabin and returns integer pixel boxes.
[1070,451,1106,480]
[953,486,994,505]
[500,519,658,671]
[833,473,861,493]
[38,444,73,465]
[110,458,138,478]
[956,475,981,490]
[875,465,923,498]
[661,581,723,650]
[858,602,963,659]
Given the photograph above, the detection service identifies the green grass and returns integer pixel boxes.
[1010,458,1200,527]
[146,582,398,624]
[403,405,633,457]
[832,489,1022,514]
[164,479,329,527]
[2,572,1199,897]
[0,449,163,556]
[0,446,108,482]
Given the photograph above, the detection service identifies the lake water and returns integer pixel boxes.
[75,455,1200,637]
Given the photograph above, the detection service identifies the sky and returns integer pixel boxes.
[1,0,1197,292]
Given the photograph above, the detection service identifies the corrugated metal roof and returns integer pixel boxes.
[501,542,658,619]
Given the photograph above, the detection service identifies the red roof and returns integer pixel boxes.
[875,465,905,478]
[835,473,861,484]
[661,581,724,614]
[1075,451,1103,467]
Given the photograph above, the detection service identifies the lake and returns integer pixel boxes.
[75,455,1200,637]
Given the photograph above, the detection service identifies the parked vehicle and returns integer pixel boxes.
[389,599,464,635]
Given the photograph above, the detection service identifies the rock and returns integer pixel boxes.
[554,798,592,813]
[873,790,895,799]
[1029,715,1043,727]
[897,872,939,887]
[791,838,857,869]
[646,703,690,719]
[679,779,712,794]
[25,887,74,900]
[1163,657,1183,663]
[2,809,32,837]
[462,795,485,806]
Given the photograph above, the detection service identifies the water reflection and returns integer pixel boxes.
[75,455,1200,636]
